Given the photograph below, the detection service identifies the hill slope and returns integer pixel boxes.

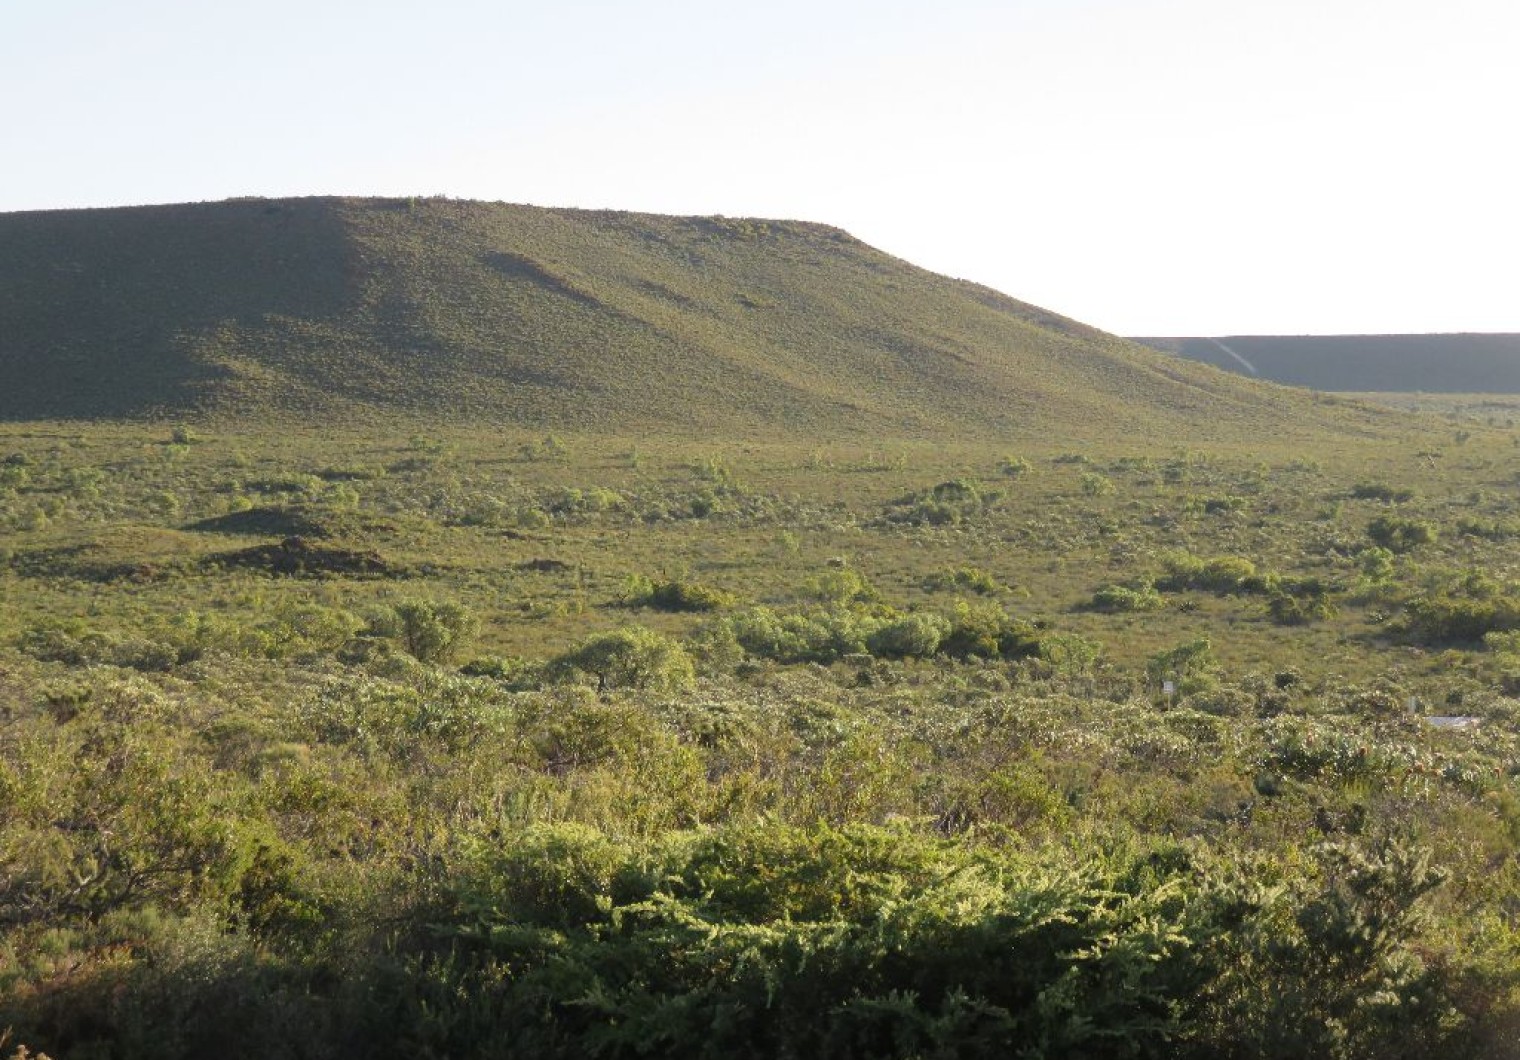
[1,197,1385,440]
[1134,334,1520,393]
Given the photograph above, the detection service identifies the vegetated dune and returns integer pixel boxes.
[1,196,1388,441]
[1135,334,1520,393]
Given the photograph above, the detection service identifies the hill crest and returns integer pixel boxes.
[1135,334,1520,393]
[0,196,1387,441]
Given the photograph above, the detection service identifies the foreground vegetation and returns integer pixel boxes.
[5,420,1520,1057]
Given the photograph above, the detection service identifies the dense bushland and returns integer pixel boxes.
[3,652,1515,1059]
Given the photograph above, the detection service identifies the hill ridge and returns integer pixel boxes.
[0,196,1388,440]
[1135,333,1520,393]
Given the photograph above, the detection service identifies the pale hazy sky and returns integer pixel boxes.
[4,0,1516,335]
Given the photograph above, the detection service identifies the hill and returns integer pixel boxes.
[1134,334,1520,393]
[1,196,1387,440]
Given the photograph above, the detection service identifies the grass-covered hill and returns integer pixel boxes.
[1135,334,1520,393]
[1,196,1385,441]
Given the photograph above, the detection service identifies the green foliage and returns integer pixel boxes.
[865,612,951,659]
[998,454,1032,477]
[1267,579,1340,625]
[3,412,1520,1054]
[627,575,736,612]
[719,606,879,664]
[552,626,696,693]
[1156,551,1261,594]
[17,620,183,672]
[885,480,994,526]
[923,565,1004,595]
[1037,632,1101,675]
[1146,638,1215,688]
[1195,839,1456,1059]
[1091,582,1166,613]
[1183,494,1247,515]
[0,464,31,491]
[1080,471,1115,496]
[427,824,1214,1060]
[1351,481,1416,502]
[1358,546,1396,584]
[1368,515,1438,553]
[1400,586,1520,644]
[802,566,879,605]
[368,599,479,663]
[939,601,1043,660]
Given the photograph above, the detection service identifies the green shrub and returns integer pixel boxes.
[1194,839,1457,1059]
[720,606,878,664]
[459,654,542,688]
[416,824,1212,1060]
[1156,552,1260,594]
[802,567,879,605]
[885,479,992,526]
[1147,638,1215,689]
[939,601,1043,660]
[998,455,1032,477]
[367,599,479,663]
[1185,494,1247,515]
[17,621,183,672]
[1090,582,1166,612]
[630,577,737,612]
[552,627,696,693]
[923,565,1004,595]
[866,613,951,659]
[1080,471,1115,497]
[1455,517,1520,541]
[1400,591,1520,644]
[1358,546,1396,583]
[1037,632,1101,675]
[1351,481,1416,502]
[1368,515,1437,553]
[0,464,32,491]
[1266,581,1339,625]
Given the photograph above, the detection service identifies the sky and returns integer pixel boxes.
[4,0,1517,335]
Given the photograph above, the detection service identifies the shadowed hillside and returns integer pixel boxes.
[1,197,1389,440]
[1135,334,1520,393]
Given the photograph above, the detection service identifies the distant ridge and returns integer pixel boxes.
[0,196,1389,440]
[1134,334,1520,393]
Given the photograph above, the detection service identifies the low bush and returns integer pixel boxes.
[1368,516,1438,553]
[865,612,951,659]
[551,626,696,693]
[1090,582,1166,613]
[1400,591,1520,644]
[923,565,1004,595]
[1156,551,1260,594]
[884,479,993,526]
[626,575,736,612]
[366,599,479,663]
[1351,482,1416,502]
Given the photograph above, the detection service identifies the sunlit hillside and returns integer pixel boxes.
[0,197,1390,442]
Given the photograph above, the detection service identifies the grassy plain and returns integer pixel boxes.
[5,415,1520,1057]
[1,418,1514,683]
